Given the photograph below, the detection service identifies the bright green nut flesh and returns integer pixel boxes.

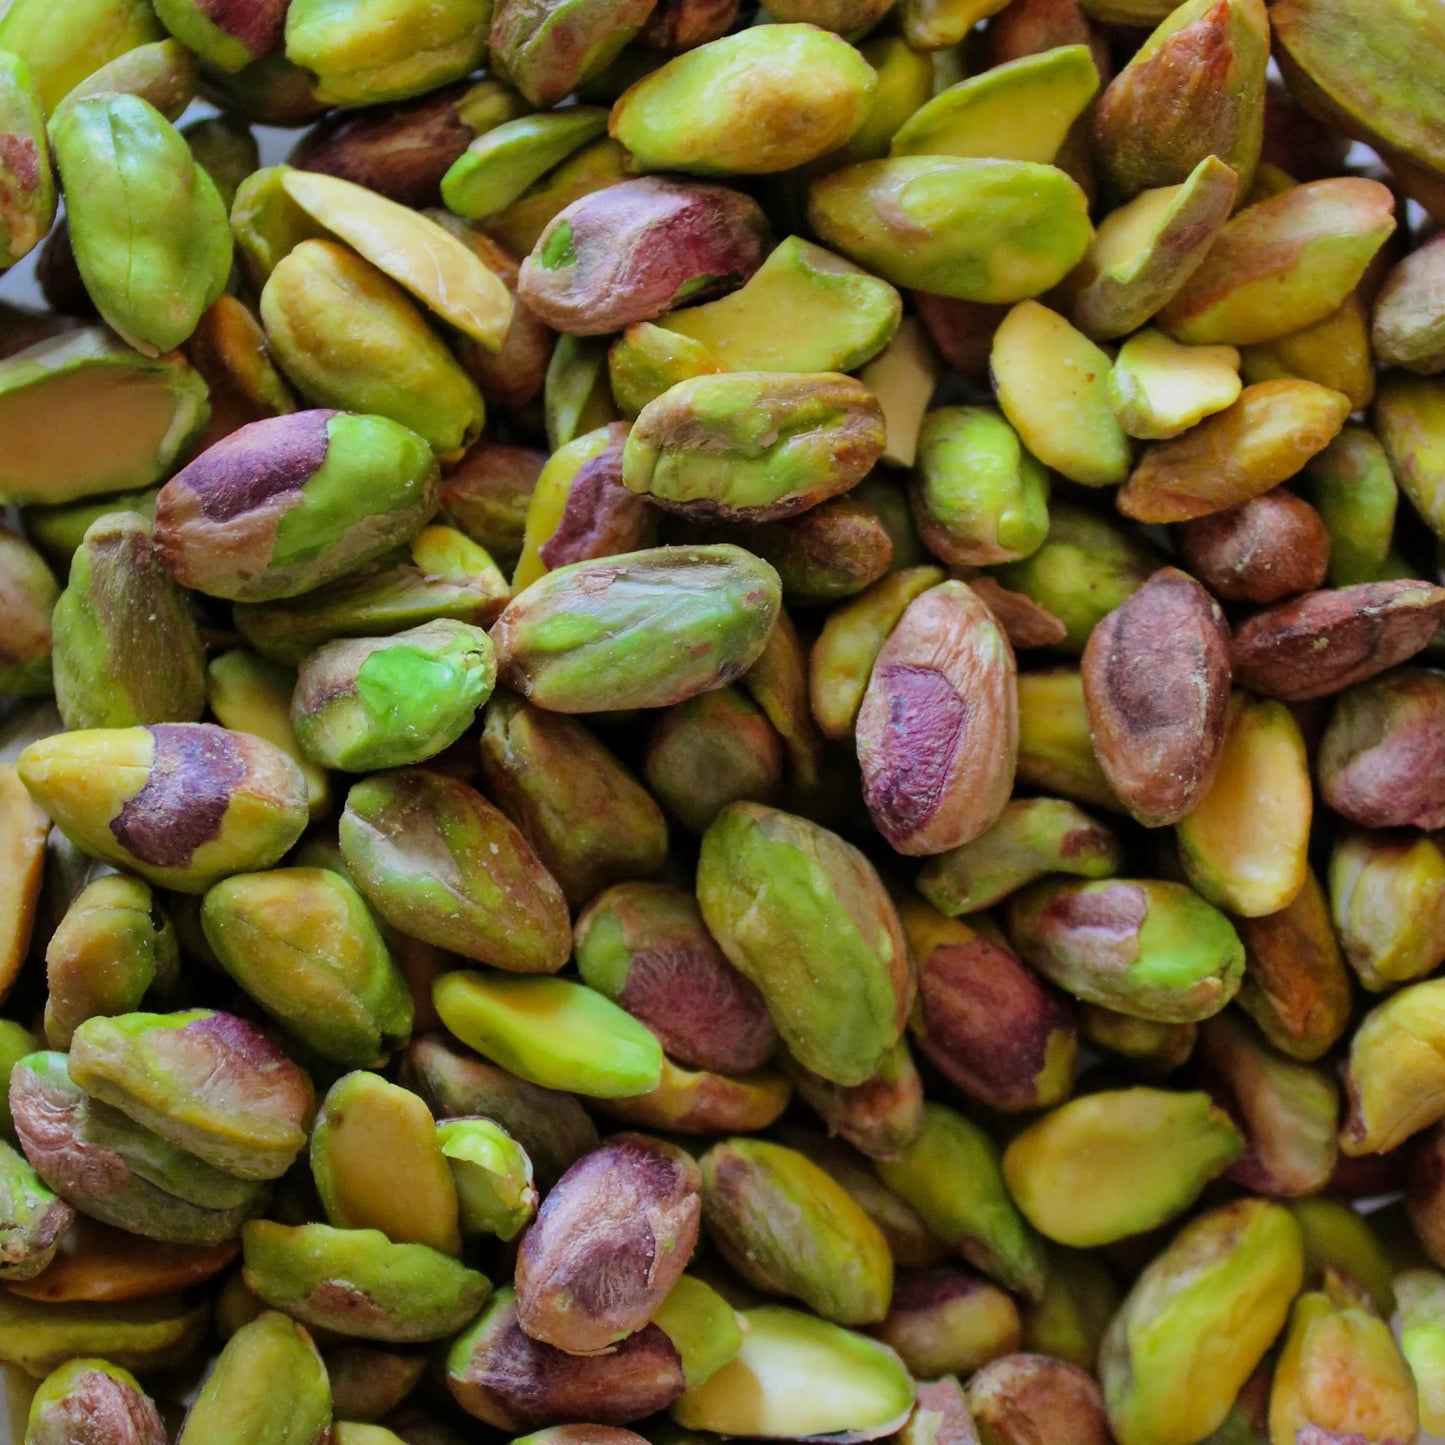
[443,110,609,223]
[436,1117,537,1242]
[0,0,164,115]
[202,869,413,1067]
[51,95,231,357]
[433,970,664,1099]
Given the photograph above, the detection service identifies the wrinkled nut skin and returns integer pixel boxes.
[154,409,440,603]
[1318,669,1445,831]
[1092,0,1269,200]
[519,179,769,338]
[697,802,912,1088]
[447,1287,686,1430]
[491,545,781,713]
[700,1137,893,1326]
[731,494,895,608]
[1230,580,1445,702]
[1081,567,1232,828]
[623,372,884,524]
[1340,979,1445,1157]
[857,580,1018,856]
[339,769,573,975]
[479,693,668,910]
[25,1357,166,1445]
[1007,878,1245,1024]
[968,1353,1113,1445]
[491,0,655,108]
[1176,490,1332,605]
[68,1009,315,1182]
[515,1134,702,1354]
[16,723,309,893]
[573,882,777,1075]
[900,897,1076,1114]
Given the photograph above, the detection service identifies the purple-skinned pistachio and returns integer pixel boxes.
[153,409,439,602]
[519,178,768,337]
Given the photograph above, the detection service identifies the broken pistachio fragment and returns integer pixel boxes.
[442,109,609,224]
[68,1009,314,1181]
[1107,330,1242,441]
[433,971,663,1099]
[436,1118,536,1242]
[25,1357,165,1445]
[17,724,308,892]
[701,1137,892,1325]
[178,1311,331,1445]
[1007,878,1244,1023]
[339,770,571,975]
[517,1134,700,1352]
[243,1220,490,1343]
[670,1304,914,1442]
[697,802,910,1087]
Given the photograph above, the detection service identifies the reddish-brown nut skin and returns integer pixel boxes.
[519,179,769,337]
[967,576,1069,650]
[538,423,658,572]
[1407,1121,1445,1269]
[638,0,740,48]
[913,294,1009,386]
[878,1266,1022,1379]
[490,0,656,107]
[1230,581,1445,702]
[26,1362,167,1445]
[987,0,1109,77]
[447,1294,685,1430]
[440,442,547,567]
[857,580,1018,856]
[1260,77,1351,181]
[1327,1146,1405,1202]
[911,931,1077,1113]
[288,83,481,208]
[514,1135,702,1354]
[1081,567,1232,828]
[784,1043,925,1160]
[1317,669,1445,831]
[967,1353,1113,1445]
[1176,490,1332,604]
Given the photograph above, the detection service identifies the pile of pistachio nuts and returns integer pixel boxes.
[3,0,1445,1440]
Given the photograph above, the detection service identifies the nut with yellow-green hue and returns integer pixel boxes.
[878,1267,1020,1381]
[0,52,53,269]
[0,1138,71,1281]
[437,1118,536,1242]
[1341,978,1445,1156]
[0,0,163,115]
[25,1357,165,1445]
[1305,425,1399,587]
[1107,330,1242,441]
[0,527,57,698]
[1329,829,1445,992]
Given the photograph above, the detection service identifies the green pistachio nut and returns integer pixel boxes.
[1108,330,1243,441]
[201,869,413,1067]
[623,372,884,523]
[1289,1196,1396,1318]
[0,329,210,506]
[432,970,663,1099]
[401,1032,598,1193]
[909,407,1048,566]
[68,1009,315,1181]
[1078,1007,1197,1077]
[340,770,572,974]
[446,1285,686,1430]
[0,0,162,115]
[609,323,720,418]
[1100,1200,1305,1445]
[311,1071,461,1256]
[1375,373,1445,542]
[1329,828,1445,991]
[1304,425,1399,587]
[292,620,495,773]
[875,1102,1048,1302]
[436,1118,536,1241]
[651,1273,744,1390]
[483,134,629,258]
[916,797,1123,916]
[1020,1249,1121,1372]
[51,38,199,124]
[206,651,329,820]
[1006,878,1245,1023]
[1002,1088,1243,1248]
[0,52,54,268]
[491,544,781,712]
[610,25,877,176]
[900,0,1010,49]
[0,527,58,697]
[993,503,1161,655]
[643,686,786,834]
[1340,978,1445,1156]
[700,1138,892,1325]
[244,1220,491,1343]
[492,0,662,109]
[51,512,205,730]
[261,240,485,459]
[230,164,327,289]
[479,694,668,909]
[51,95,231,356]
[182,114,260,211]
[1092,0,1269,200]
[783,1037,925,1160]
[153,0,280,73]
[235,524,510,665]
[45,873,178,1050]
[10,1050,269,1245]
[0,1021,38,1142]
[154,409,439,602]
[179,1313,331,1442]
[593,1056,792,1138]
[1373,232,1445,374]
[656,234,902,375]
[1398,1270,1445,1436]
[0,1290,206,1379]
[25,1357,165,1445]
[201,51,326,128]
[808,157,1091,303]
[877,1267,1019,1381]
[0,1137,71,1281]
[515,1134,701,1353]
[284,0,491,106]
[696,801,910,1087]
[442,109,609,224]
[17,723,308,892]
[544,333,619,450]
